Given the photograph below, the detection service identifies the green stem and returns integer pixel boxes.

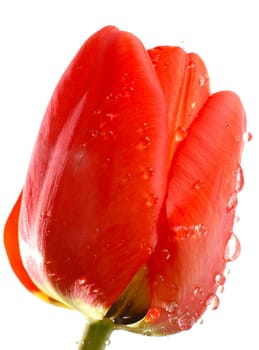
[78,318,115,350]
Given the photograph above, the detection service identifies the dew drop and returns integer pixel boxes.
[75,277,87,286]
[165,301,179,313]
[143,328,153,336]
[224,266,230,276]
[145,193,158,207]
[193,224,208,237]
[193,179,205,190]
[216,285,224,294]
[147,307,161,320]
[40,210,52,219]
[235,164,244,192]
[104,339,111,346]
[173,225,189,239]
[215,273,226,286]
[175,127,187,142]
[137,136,151,150]
[187,61,195,69]
[191,101,196,109]
[206,294,220,310]
[177,313,195,330]
[90,130,99,138]
[224,233,241,262]
[226,193,238,213]
[193,287,205,298]
[243,131,252,142]
[136,122,148,134]
[142,167,154,180]
[199,74,208,86]
[162,248,171,260]
[225,123,231,131]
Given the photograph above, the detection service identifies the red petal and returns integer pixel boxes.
[4,192,63,306]
[145,91,246,333]
[148,46,210,161]
[19,26,169,316]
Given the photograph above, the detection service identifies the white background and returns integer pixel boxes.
[0,1,258,349]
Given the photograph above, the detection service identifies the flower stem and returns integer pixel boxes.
[78,318,114,350]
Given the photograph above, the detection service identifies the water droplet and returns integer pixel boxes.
[225,123,231,131]
[199,74,209,86]
[235,164,244,192]
[193,224,208,237]
[145,193,158,207]
[206,294,220,310]
[172,225,189,239]
[165,301,179,313]
[142,167,154,180]
[104,339,111,346]
[187,61,195,69]
[177,313,195,330]
[143,328,153,336]
[147,307,161,320]
[193,287,205,298]
[224,266,230,276]
[216,285,224,294]
[90,130,99,138]
[215,273,226,286]
[224,233,241,262]
[75,277,87,286]
[193,179,205,190]
[40,210,52,219]
[226,194,238,213]
[191,101,196,109]
[175,127,188,142]
[162,248,171,260]
[243,131,252,142]
[137,136,151,150]
[137,122,148,134]
[99,113,117,128]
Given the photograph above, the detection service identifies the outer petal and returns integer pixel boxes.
[4,192,64,307]
[18,26,169,319]
[140,91,246,333]
[148,46,210,161]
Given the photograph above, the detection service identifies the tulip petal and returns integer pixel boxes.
[142,91,246,333]
[18,26,169,318]
[148,46,210,161]
[4,192,64,307]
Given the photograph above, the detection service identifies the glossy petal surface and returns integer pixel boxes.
[17,26,169,317]
[143,91,246,333]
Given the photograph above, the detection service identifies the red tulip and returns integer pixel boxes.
[4,26,246,348]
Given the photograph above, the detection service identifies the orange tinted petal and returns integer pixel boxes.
[145,91,246,333]
[4,192,64,307]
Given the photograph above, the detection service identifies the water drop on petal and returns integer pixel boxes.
[137,136,151,150]
[177,313,195,330]
[175,127,187,142]
[162,248,171,260]
[226,194,238,213]
[193,179,205,190]
[206,294,220,310]
[215,273,226,286]
[224,233,241,262]
[243,131,252,142]
[142,167,154,180]
[235,164,244,192]
[145,193,158,207]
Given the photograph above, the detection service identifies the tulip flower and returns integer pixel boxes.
[4,26,246,349]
